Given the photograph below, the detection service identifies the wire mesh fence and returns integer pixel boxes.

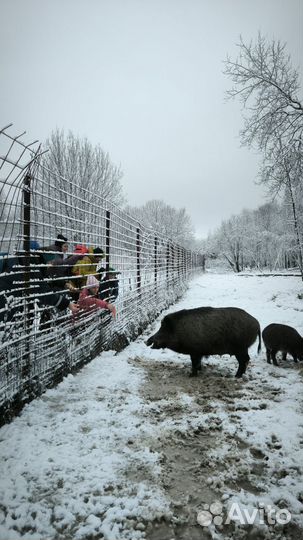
[0,124,205,424]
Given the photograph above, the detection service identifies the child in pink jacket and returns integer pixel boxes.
[78,275,116,319]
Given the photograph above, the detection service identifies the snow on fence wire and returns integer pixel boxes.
[0,124,205,424]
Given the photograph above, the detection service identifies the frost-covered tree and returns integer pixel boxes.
[224,33,303,278]
[206,202,299,273]
[125,199,195,247]
[209,214,245,273]
[43,129,124,204]
[36,130,124,241]
[260,138,303,273]
[224,33,303,152]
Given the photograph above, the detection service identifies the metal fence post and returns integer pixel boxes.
[154,236,158,287]
[22,173,31,385]
[166,241,170,282]
[106,210,110,272]
[136,227,141,296]
[180,246,183,278]
[184,249,187,279]
[172,244,176,283]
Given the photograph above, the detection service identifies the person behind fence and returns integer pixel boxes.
[77,275,116,319]
[41,234,69,263]
[98,267,120,303]
[72,246,105,288]
[39,244,89,328]
[0,242,79,333]
[47,244,89,296]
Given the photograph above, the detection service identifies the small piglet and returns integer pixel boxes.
[262,323,303,365]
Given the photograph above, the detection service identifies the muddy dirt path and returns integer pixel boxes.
[128,354,303,540]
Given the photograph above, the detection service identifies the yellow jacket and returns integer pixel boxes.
[72,252,99,287]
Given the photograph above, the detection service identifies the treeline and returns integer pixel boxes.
[125,200,195,248]
[204,198,302,272]
[36,130,195,248]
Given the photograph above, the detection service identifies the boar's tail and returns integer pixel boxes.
[257,326,261,354]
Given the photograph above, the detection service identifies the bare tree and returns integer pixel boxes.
[224,33,303,278]
[260,138,303,274]
[224,33,303,151]
[35,130,124,242]
[215,215,244,273]
[43,129,124,203]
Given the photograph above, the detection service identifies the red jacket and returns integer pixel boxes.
[78,288,109,314]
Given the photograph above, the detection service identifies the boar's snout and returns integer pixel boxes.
[146,332,162,349]
[145,335,154,347]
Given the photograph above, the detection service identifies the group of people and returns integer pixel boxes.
[44,234,118,320]
[0,234,120,331]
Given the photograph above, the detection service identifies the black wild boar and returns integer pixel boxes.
[262,323,303,365]
[146,307,261,378]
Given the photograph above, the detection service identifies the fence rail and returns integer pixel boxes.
[0,125,204,425]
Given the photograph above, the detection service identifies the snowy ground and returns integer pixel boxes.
[0,272,303,540]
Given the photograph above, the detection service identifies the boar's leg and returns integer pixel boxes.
[235,352,250,378]
[292,354,298,363]
[266,349,271,364]
[271,350,278,366]
[190,354,202,377]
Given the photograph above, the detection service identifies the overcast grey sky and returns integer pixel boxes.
[1,0,302,238]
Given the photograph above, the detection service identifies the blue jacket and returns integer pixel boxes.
[0,253,70,324]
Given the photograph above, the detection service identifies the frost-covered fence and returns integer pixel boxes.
[0,125,204,424]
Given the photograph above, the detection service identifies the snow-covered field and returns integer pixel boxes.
[0,272,303,540]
